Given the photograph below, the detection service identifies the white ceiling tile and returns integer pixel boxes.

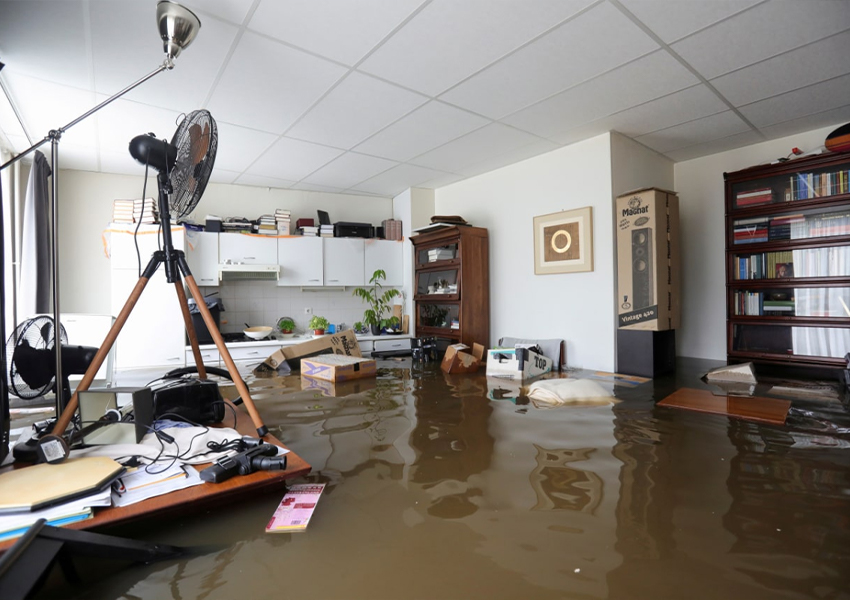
[458,139,559,178]
[358,0,596,96]
[100,149,148,176]
[234,173,297,189]
[302,152,398,189]
[289,182,345,193]
[553,84,728,144]
[4,134,31,156]
[188,0,255,25]
[739,73,850,128]
[671,1,850,79]
[410,123,548,173]
[353,101,489,162]
[634,110,751,153]
[2,74,98,148]
[89,1,237,112]
[248,0,425,66]
[664,129,764,162]
[760,105,850,142]
[246,136,344,181]
[96,100,183,162]
[208,168,242,184]
[441,2,658,119]
[711,30,850,107]
[286,72,427,149]
[0,0,89,87]
[351,163,453,196]
[504,50,699,139]
[618,0,761,44]
[214,123,277,172]
[207,31,347,133]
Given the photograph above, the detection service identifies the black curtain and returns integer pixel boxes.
[0,176,9,464]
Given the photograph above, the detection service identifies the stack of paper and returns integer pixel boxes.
[111,463,203,508]
[265,483,325,533]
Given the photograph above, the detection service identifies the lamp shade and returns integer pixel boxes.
[157,1,201,60]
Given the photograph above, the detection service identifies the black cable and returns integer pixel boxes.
[134,159,150,278]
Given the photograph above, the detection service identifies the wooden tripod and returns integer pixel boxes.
[51,179,269,440]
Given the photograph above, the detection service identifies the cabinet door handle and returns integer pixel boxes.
[244,256,256,260]
[249,351,259,355]
[309,279,320,282]
[328,279,338,282]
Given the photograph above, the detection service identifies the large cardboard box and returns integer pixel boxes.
[615,188,681,331]
[486,347,553,380]
[301,355,376,382]
[254,330,361,375]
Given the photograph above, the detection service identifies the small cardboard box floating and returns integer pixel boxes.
[254,330,361,375]
[301,354,376,382]
[486,345,553,380]
[441,343,485,374]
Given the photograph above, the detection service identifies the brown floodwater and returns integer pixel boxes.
[40,358,850,599]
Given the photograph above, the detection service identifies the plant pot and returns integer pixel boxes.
[369,324,381,336]
[313,329,325,336]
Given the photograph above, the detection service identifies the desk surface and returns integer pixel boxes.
[0,402,311,551]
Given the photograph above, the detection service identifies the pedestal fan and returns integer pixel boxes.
[43,110,269,462]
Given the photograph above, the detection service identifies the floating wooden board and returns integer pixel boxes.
[657,388,791,425]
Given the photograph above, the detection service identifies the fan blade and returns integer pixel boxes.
[39,321,53,346]
[14,341,55,389]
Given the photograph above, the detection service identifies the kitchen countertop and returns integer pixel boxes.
[191,332,411,351]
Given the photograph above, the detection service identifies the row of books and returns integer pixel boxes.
[735,187,773,207]
[112,198,158,224]
[734,250,794,280]
[735,210,850,245]
[732,291,795,316]
[790,168,850,201]
[790,210,850,238]
[733,216,769,244]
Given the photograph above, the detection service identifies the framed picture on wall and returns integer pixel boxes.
[533,207,593,275]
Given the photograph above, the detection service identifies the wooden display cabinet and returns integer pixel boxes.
[411,225,490,348]
[724,152,850,376]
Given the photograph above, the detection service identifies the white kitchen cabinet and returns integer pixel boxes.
[277,237,323,286]
[184,230,219,286]
[219,233,277,265]
[110,225,188,370]
[185,347,220,367]
[364,239,404,287]
[323,238,365,286]
[110,268,186,369]
[227,344,273,367]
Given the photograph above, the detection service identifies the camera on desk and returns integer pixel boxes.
[200,439,287,483]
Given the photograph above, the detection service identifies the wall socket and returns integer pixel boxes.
[304,307,312,314]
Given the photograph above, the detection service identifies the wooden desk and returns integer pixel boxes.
[0,403,311,551]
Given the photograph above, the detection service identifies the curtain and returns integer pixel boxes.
[18,150,51,318]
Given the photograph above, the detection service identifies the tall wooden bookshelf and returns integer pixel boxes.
[724,152,850,376]
[411,225,489,348]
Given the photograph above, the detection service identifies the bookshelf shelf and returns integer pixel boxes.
[724,152,850,375]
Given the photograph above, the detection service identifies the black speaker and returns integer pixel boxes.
[617,328,675,378]
[632,227,653,309]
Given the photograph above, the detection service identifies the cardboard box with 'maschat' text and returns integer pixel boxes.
[615,188,681,331]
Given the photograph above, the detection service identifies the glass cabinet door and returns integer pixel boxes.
[731,287,850,317]
[417,302,459,331]
[415,242,458,267]
[731,163,850,210]
[732,245,850,280]
[415,268,459,297]
[732,323,849,359]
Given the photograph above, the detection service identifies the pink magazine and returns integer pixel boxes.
[265,483,325,533]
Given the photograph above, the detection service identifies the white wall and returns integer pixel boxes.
[56,170,393,314]
[393,187,434,325]
[435,134,615,371]
[674,124,839,360]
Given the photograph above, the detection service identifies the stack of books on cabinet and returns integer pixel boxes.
[112,198,158,224]
[320,224,334,238]
[382,219,402,240]
[296,218,318,236]
[275,209,291,234]
[256,214,277,235]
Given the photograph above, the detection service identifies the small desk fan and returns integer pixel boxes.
[43,110,269,463]
[5,316,98,461]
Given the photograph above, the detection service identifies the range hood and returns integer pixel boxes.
[218,263,279,281]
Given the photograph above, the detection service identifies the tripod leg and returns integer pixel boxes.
[182,273,268,438]
[174,281,207,380]
[51,258,159,436]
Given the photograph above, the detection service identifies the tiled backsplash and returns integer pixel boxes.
[198,281,394,334]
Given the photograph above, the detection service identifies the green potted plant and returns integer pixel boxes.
[277,316,296,337]
[308,315,329,336]
[353,321,366,335]
[353,269,401,335]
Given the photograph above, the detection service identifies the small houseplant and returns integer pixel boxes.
[353,269,400,335]
[277,316,295,335]
[308,315,329,336]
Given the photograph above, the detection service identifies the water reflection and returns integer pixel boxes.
[46,360,850,600]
